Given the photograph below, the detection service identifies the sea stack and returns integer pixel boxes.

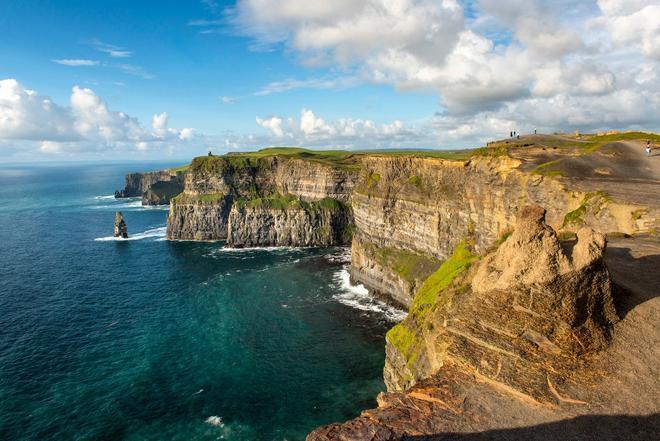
[113,211,128,239]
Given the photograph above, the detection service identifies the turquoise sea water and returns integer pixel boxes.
[0,163,404,441]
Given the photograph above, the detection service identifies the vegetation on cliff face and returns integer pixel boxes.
[361,242,441,291]
[234,193,348,213]
[562,191,609,228]
[172,192,226,205]
[386,239,477,368]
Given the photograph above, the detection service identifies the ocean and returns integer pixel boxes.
[0,162,404,441]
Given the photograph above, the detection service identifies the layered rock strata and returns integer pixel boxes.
[115,170,174,198]
[166,155,358,245]
[348,154,638,306]
[309,205,619,439]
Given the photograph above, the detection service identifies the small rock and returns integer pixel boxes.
[114,211,128,238]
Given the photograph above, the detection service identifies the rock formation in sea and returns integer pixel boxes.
[113,211,128,238]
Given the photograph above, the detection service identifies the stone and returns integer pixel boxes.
[113,211,128,239]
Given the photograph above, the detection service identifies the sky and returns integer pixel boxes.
[0,0,658,161]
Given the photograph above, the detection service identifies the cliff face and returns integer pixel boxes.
[165,155,358,244]
[309,206,620,440]
[142,179,184,205]
[115,170,173,198]
[227,201,352,247]
[348,154,639,306]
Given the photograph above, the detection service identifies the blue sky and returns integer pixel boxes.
[0,0,658,161]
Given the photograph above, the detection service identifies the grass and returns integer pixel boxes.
[411,239,477,310]
[562,191,609,227]
[407,176,422,188]
[386,239,477,368]
[172,192,225,204]
[364,243,441,289]
[543,131,660,154]
[364,149,473,161]
[557,231,577,241]
[470,144,510,158]
[235,193,347,213]
[220,147,361,172]
[531,159,566,177]
[169,164,190,173]
[386,323,416,362]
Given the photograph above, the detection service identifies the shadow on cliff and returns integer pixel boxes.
[604,244,660,319]
[403,413,660,441]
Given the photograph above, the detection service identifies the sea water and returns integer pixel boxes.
[0,162,404,441]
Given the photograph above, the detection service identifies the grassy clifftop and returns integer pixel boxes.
[174,130,660,173]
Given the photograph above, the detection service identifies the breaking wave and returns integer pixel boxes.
[332,269,407,322]
[94,226,167,242]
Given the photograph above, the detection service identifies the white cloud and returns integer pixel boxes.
[221,96,237,104]
[53,59,100,66]
[0,79,77,141]
[255,108,424,148]
[228,0,660,135]
[90,39,132,58]
[256,115,285,137]
[254,76,359,96]
[0,79,195,156]
[179,127,194,140]
[591,0,660,60]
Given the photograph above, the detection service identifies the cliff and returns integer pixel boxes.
[115,170,172,198]
[115,169,184,205]
[307,207,654,441]
[166,150,358,245]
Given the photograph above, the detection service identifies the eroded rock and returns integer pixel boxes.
[113,211,128,239]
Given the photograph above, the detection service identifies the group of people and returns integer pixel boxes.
[509,129,538,139]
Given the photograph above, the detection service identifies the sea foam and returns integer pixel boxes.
[332,269,407,322]
[94,226,167,242]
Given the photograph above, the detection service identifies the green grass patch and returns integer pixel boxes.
[169,164,190,173]
[546,131,660,154]
[497,230,512,245]
[366,172,381,188]
[235,193,347,213]
[407,175,422,188]
[172,192,226,205]
[557,231,577,241]
[386,323,416,361]
[365,243,441,289]
[532,159,566,177]
[562,191,609,227]
[365,149,473,161]
[411,239,477,311]
[470,144,510,158]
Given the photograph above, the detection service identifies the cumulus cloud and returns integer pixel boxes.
[254,108,417,148]
[0,79,195,156]
[591,0,660,60]
[231,0,659,134]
